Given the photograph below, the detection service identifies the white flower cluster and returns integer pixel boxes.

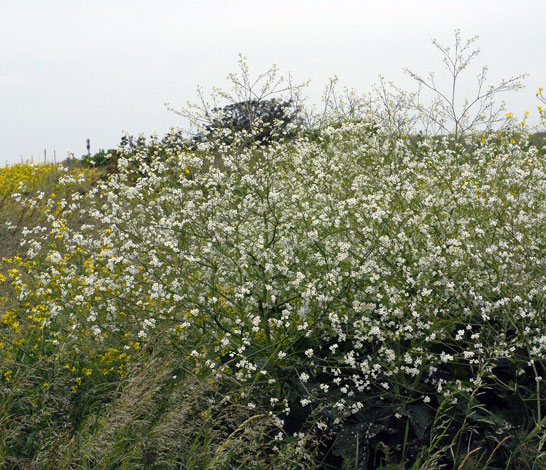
[19,115,546,420]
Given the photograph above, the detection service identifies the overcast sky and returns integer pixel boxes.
[1,0,545,165]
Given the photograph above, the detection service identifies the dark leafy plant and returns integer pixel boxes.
[195,98,300,147]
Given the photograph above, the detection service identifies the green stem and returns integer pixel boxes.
[531,361,541,423]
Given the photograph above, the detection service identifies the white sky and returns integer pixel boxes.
[1,0,545,165]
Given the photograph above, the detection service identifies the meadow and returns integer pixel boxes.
[1,36,546,469]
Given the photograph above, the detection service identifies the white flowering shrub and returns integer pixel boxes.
[2,115,545,468]
[2,35,546,467]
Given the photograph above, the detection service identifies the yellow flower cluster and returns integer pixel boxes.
[0,163,100,222]
[0,164,109,390]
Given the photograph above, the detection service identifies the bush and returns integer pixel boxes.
[3,34,546,468]
[2,117,546,468]
[195,98,300,147]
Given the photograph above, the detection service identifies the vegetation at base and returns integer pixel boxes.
[1,32,546,469]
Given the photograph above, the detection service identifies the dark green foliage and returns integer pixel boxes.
[82,149,112,168]
[196,98,300,146]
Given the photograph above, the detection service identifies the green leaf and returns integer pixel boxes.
[408,404,433,439]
